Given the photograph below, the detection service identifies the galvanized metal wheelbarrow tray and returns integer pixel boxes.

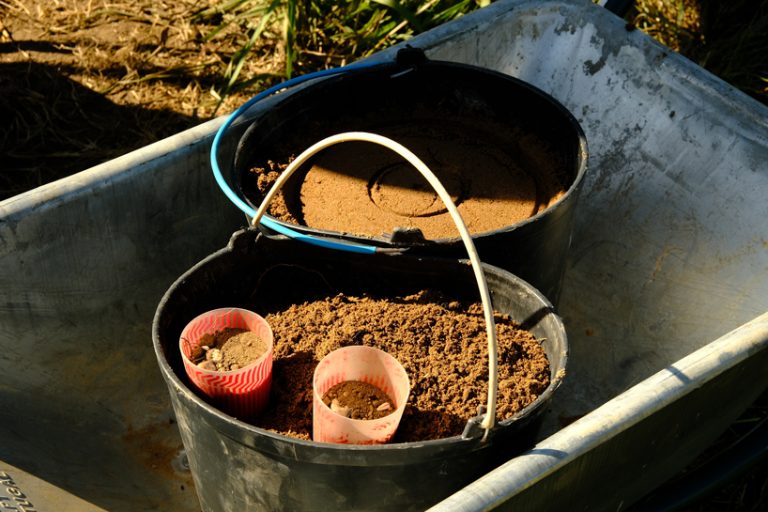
[1,0,766,510]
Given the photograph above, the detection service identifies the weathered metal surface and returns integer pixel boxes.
[1,0,767,510]
[0,120,243,511]
[400,0,768,509]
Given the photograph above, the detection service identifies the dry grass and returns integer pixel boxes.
[0,0,286,197]
[630,0,703,53]
[0,0,488,197]
[0,0,286,117]
[630,0,768,103]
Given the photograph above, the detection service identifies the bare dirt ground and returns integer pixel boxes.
[0,0,283,199]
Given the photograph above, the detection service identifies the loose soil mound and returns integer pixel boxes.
[257,290,550,442]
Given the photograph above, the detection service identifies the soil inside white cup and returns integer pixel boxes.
[322,380,396,420]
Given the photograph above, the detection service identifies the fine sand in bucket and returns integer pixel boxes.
[251,120,567,240]
[256,289,550,442]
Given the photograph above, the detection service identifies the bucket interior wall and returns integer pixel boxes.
[153,230,567,511]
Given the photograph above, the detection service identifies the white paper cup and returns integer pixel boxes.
[312,346,410,444]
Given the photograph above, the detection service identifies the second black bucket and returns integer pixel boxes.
[153,230,568,511]
[232,48,588,304]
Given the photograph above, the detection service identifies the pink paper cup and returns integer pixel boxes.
[179,308,273,419]
[313,346,410,444]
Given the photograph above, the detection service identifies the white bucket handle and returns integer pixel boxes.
[251,131,499,440]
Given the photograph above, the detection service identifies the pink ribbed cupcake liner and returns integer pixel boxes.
[180,308,273,418]
[313,346,410,444]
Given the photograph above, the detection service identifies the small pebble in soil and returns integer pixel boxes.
[329,399,351,418]
[198,360,216,371]
[206,348,222,362]
[322,381,395,420]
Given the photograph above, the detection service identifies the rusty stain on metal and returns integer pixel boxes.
[121,419,193,487]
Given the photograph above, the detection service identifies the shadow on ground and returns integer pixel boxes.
[0,61,196,200]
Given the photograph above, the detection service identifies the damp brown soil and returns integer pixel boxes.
[323,380,395,421]
[256,290,550,442]
[251,121,568,240]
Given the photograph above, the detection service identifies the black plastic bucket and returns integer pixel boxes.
[231,49,588,304]
[152,230,567,511]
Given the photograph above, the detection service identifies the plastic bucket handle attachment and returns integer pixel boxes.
[251,131,499,439]
[179,307,274,418]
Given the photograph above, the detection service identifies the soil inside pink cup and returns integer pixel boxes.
[179,307,274,419]
[188,328,267,372]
